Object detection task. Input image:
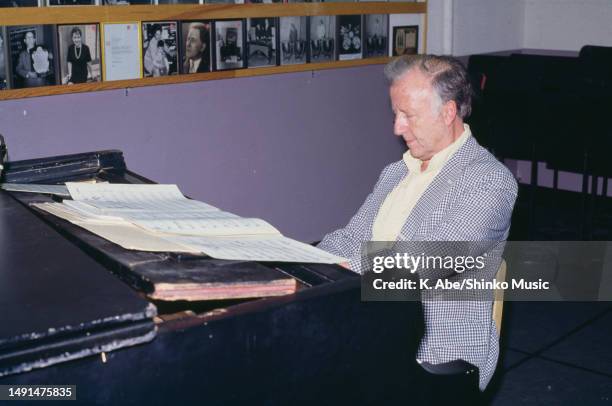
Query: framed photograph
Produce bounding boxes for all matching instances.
[46,0,96,5]
[142,22,178,77]
[0,0,40,7]
[8,25,57,89]
[57,24,101,84]
[336,15,362,61]
[246,17,278,68]
[180,21,211,74]
[392,25,418,56]
[213,20,245,71]
[310,16,335,62]
[279,16,308,66]
[206,0,243,3]
[247,0,281,3]
[101,0,151,4]
[101,22,141,81]
[364,14,388,58]
[157,0,199,3]
[389,13,424,56]
[0,28,8,90]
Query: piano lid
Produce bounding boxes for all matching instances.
[0,190,156,377]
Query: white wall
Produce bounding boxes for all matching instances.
[427,0,611,57]
[523,0,612,51]
[451,0,524,56]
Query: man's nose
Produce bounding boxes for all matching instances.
[394,115,407,136]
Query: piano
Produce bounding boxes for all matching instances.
[0,150,424,404]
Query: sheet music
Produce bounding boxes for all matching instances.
[132,217,281,237]
[170,235,347,264]
[66,183,219,212]
[1,183,70,197]
[52,182,346,263]
[33,203,199,253]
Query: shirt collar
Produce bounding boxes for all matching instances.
[403,123,471,174]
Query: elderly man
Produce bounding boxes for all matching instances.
[318,55,517,398]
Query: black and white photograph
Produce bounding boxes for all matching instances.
[392,25,418,56]
[310,16,335,62]
[0,28,8,90]
[101,0,151,4]
[180,21,211,74]
[206,0,243,3]
[279,16,307,65]
[364,14,387,58]
[246,18,277,68]
[0,0,39,6]
[57,24,101,84]
[142,22,178,77]
[213,20,245,71]
[47,0,96,5]
[8,25,57,89]
[336,15,362,61]
[157,0,199,3]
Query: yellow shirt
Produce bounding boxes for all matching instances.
[371,124,471,241]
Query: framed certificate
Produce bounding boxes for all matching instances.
[101,22,142,81]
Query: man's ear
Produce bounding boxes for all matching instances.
[442,100,458,126]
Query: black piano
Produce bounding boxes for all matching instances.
[0,150,424,405]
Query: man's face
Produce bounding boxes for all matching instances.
[24,32,35,49]
[390,68,450,161]
[186,28,204,60]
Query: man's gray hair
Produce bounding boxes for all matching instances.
[384,54,473,119]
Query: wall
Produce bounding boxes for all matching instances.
[0,66,404,242]
[523,0,612,51]
[451,0,524,56]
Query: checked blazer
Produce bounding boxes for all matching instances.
[318,134,518,390]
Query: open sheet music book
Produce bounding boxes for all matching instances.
[33,183,346,264]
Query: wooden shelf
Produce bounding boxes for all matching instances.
[0,57,390,100]
[0,3,426,25]
[0,2,426,100]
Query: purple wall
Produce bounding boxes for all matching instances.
[0,65,405,242]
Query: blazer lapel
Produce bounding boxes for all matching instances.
[398,136,481,241]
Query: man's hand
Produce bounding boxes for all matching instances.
[338,262,351,270]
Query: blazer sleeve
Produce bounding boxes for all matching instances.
[410,164,518,280]
[318,164,395,273]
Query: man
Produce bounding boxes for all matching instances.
[15,30,54,88]
[318,55,517,397]
[183,22,209,74]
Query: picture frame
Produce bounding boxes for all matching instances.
[0,0,41,7]
[101,22,142,81]
[46,0,97,5]
[7,25,58,89]
[392,25,418,56]
[336,15,362,61]
[364,14,388,58]
[142,21,179,77]
[279,16,308,66]
[246,17,278,68]
[156,0,200,4]
[0,27,8,90]
[309,15,335,62]
[57,24,101,85]
[179,21,212,74]
[101,0,152,5]
[212,19,246,71]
